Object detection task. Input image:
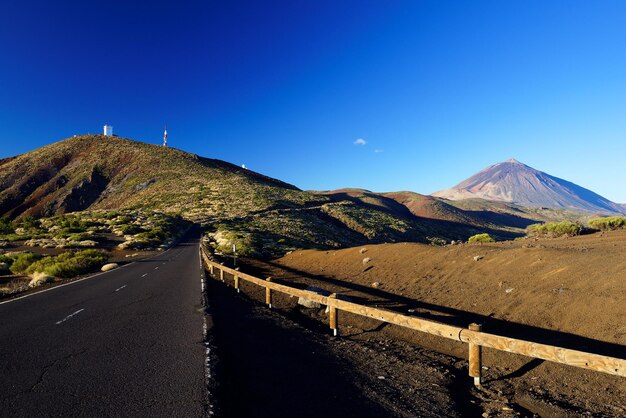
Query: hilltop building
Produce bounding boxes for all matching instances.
[103,125,113,136]
[163,126,168,147]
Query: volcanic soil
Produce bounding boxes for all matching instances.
[229,229,626,417]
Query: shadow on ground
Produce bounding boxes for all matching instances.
[206,278,395,418]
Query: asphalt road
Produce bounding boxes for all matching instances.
[0,230,207,417]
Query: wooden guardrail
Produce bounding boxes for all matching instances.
[200,248,626,383]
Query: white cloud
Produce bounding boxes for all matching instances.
[354,138,367,146]
[374,149,383,153]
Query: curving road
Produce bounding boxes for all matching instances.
[0,230,207,417]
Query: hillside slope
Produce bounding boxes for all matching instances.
[316,188,533,241]
[0,135,305,220]
[432,159,625,215]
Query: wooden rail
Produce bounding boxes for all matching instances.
[200,249,626,380]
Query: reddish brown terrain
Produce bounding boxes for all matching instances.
[228,229,626,416]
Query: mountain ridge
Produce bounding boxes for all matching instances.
[3,137,617,256]
[0,135,517,256]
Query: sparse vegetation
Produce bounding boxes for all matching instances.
[0,208,193,297]
[526,221,582,238]
[26,249,108,278]
[467,233,495,243]
[0,209,190,251]
[588,216,626,231]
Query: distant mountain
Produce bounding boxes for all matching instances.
[432,159,626,215]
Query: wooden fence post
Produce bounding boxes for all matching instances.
[220,265,224,282]
[209,264,214,276]
[329,293,338,336]
[266,277,272,308]
[469,323,483,387]
[234,274,240,293]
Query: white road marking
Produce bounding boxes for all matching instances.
[141,273,148,278]
[115,285,127,292]
[55,309,85,325]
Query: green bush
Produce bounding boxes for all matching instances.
[588,216,626,231]
[427,236,447,246]
[9,253,41,274]
[67,233,92,242]
[19,215,40,230]
[216,233,258,257]
[0,217,14,235]
[526,221,582,238]
[26,250,108,278]
[58,215,87,234]
[468,233,495,243]
[111,215,133,226]
[1,233,32,242]
[118,224,144,235]
[133,227,168,247]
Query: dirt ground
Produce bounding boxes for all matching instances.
[212,229,626,417]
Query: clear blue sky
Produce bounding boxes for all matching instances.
[2,1,626,202]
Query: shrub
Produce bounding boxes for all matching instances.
[26,250,108,278]
[0,254,12,265]
[58,216,87,234]
[118,224,144,235]
[427,236,447,246]
[9,253,41,274]
[1,233,30,242]
[468,233,496,243]
[19,215,40,230]
[588,216,626,231]
[131,227,168,248]
[67,233,92,242]
[216,232,258,256]
[526,221,582,238]
[111,215,133,226]
[28,272,54,288]
[0,217,14,235]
